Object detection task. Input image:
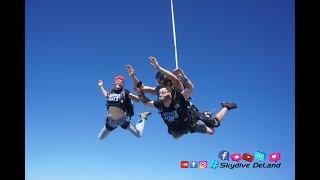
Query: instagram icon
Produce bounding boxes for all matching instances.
[199,161,207,169]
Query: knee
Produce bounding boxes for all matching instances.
[172,134,182,140]
[98,131,108,140]
[121,121,130,129]
[98,135,105,140]
[207,128,215,135]
[173,136,179,140]
[136,132,142,138]
[204,118,220,128]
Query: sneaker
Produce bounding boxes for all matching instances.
[221,102,237,110]
[139,111,152,119]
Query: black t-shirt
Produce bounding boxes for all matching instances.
[154,91,191,132]
[106,88,130,111]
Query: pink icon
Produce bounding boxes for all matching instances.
[269,152,281,162]
[231,153,242,162]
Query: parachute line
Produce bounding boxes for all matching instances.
[170,0,179,69]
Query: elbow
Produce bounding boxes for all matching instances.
[190,84,195,90]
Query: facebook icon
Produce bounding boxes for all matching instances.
[218,150,230,161]
[189,161,198,168]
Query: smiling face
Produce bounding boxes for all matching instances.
[114,75,125,90]
[158,86,172,101]
[114,79,124,89]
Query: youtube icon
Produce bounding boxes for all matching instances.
[180,161,189,168]
[242,153,254,162]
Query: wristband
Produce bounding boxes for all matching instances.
[136,81,143,88]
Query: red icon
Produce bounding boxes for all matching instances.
[242,153,254,162]
[180,161,189,168]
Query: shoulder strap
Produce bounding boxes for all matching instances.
[121,89,126,98]
[119,89,126,108]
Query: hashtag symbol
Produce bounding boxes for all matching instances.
[210,160,219,169]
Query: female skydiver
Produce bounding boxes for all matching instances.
[97,75,151,140]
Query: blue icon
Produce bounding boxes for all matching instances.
[209,160,220,169]
[254,151,266,161]
[218,150,230,161]
[189,161,198,168]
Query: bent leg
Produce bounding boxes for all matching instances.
[134,111,151,137]
[192,120,215,135]
[192,111,220,128]
[98,122,116,140]
[126,123,142,138]
[116,116,141,138]
[98,126,110,139]
[135,117,146,137]
[205,127,215,135]
[210,102,237,123]
[214,107,228,122]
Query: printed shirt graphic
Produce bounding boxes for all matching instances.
[108,93,122,102]
[106,89,128,110]
[154,91,190,131]
[162,110,179,122]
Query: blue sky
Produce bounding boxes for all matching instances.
[26,0,294,179]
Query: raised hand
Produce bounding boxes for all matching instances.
[126,64,135,76]
[98,80,103,87]
[148,56,160,70]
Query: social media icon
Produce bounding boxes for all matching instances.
[190,161,198,168]
[199,161,207,169]
[269,152,281,162]
[180,161,189,168]
[254,151,266,161]
[209,160,220,169]
[218,150,230,161]
[242,153,254,162]
[231,153,242,162]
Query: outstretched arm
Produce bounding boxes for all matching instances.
[128,93,140,102]
[98,80,108,97]
[134,88,155,108]
[126,64,158,95]
[173,68,194,100]
[181,87,193,101]
[139,86,158,95]
[149,56,184,91]
[126,65,140,87]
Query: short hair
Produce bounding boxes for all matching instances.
[114,75,125,82]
